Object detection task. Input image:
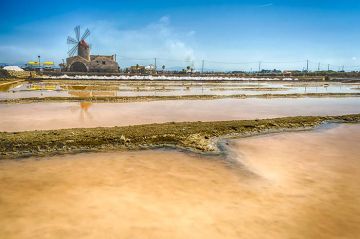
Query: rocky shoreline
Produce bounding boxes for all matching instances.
[1,114,359,159]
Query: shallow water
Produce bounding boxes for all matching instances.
[0,81,359,98]
[1,124,359,239]
[0,97,359,132]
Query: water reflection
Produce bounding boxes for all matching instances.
[69,102,93,123]
[1,80,359,99]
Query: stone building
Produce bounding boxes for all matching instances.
[65,54,119,73]
[64,26,120,73]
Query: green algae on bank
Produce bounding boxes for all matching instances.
[1,92,360,104]
[1,114,360,159]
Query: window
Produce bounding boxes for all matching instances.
[102,61,106,65]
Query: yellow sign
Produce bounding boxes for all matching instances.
[43,62,54,65]
[27,61,39,65]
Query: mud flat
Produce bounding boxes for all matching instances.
[1,114,359,159]
[0,124,359,239]
[0,98,359,132]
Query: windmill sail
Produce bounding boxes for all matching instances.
[67,25,91,59]
[81,29,90,41]
[74,26,80,41]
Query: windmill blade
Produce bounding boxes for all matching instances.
[68,44,78,57]
[67,36,78,44]
[81,28,90,41]
[74,25,80,41]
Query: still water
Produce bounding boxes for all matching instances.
[0,98,359,132]
[1,81,359,98]
[1,124,359,238]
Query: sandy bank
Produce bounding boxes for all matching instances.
[1,92,360,104]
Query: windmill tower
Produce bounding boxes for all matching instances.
[67,26,91,61]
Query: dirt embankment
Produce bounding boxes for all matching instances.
[1,114,359,159]
[1,92,360,104]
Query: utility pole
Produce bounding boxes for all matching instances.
[306,60,309,72]
[201,60,204,74]
[342,65,344,72]
[38,55,41,71]
[258,61,261,72]
[328,64,330,72]
[154,58,157,72]
[318,62,320,71]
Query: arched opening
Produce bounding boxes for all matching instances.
[70,62,87,72]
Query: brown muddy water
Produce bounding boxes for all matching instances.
[0,124,359,239]
[0,98,359,132]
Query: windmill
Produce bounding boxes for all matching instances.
[67,25,91,60]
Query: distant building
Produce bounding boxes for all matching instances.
[145,64,155,71]
[128,65,146,74]
[43,62,55,71]
[25,61,41,70]
[64,26,120,73]
[65,55,119,73]
[283,70,302,76]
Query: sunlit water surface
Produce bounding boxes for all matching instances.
[1,81,359,98]
[0,124,359,239]
[0,97,359,132]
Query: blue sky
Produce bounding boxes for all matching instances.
[1,0,360,71]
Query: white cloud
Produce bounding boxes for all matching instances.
[88,17,196,67]
[352,57,357,61]
[257,3,273,8]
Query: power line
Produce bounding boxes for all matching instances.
[115,55,360,72]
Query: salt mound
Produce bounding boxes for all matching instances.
[3,66,24,72]
[46,74,296,81]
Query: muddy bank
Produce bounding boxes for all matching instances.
[1,114,359,159]
[0,80,24,91]
[1,92,360,104]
